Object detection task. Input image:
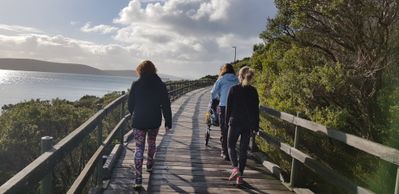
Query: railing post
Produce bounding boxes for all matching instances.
[185,82,188,94]
[395,167,399,194]
[181,82,184,96]
[250,132,259,153]
[96,120,103,188]
[120,91,125,120]
[120,101,125,144]
[178,83,181,96]
[290,112,300,188]
[40,136,53,194]
[120,120,125,144]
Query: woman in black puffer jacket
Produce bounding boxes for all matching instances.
[128,60,172,189]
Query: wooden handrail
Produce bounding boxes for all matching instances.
[102,94,128,112]
[259,105,399,194]
[67,115,130,193]
[259,131,373,194]
[260,106,399,165]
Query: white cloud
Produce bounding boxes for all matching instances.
[110,0,276,76]
[70,21,78,26]
[114,0,275,36]
[193,0,230,21]
[80,23,118,34]
[0,33,135,69]
[0,24,43,34]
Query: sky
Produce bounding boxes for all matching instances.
[0,0,277,78]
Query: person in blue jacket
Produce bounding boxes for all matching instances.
[210,63,239,160]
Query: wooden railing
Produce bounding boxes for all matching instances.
[0,78,213,194]
[256,106,399,194]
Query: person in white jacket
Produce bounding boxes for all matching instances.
[210,63,239,160]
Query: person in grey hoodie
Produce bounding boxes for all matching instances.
[210,63,239,160]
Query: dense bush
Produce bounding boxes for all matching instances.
[0,91,122,192]
[232,0,399,193]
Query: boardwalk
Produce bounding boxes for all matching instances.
[104,88,292,194]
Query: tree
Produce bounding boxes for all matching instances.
[246,0,399,192]
[260,0,399,139]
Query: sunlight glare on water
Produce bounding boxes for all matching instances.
[0,69,135,108]
[0,70,12,85]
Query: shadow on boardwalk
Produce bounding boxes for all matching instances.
[104,88,292,194]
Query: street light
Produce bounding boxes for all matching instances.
[232,46,236,62]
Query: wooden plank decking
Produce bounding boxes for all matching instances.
[103,88,292,194]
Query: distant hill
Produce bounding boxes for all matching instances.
[0,58,108,75]
[0,58,183,80]
[104,70,137,77]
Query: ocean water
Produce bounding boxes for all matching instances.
[0,69,136,108]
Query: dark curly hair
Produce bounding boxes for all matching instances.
[220,63,235,76]
[136,60,157,77]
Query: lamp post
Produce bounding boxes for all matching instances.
[232,46,237,62]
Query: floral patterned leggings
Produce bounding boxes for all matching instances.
[133,128,159,180]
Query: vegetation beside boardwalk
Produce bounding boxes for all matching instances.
[233,1,399,193]
[0,92,123,193]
